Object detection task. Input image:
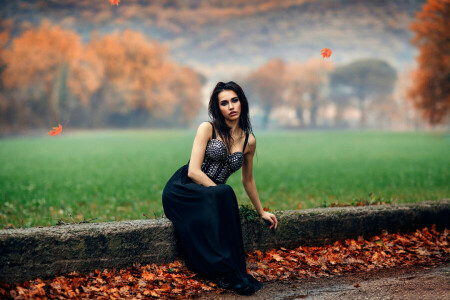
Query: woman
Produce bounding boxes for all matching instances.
[162,81,278,296]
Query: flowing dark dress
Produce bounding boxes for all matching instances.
[162,121,262,291]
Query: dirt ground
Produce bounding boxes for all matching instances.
[199,260,450,299]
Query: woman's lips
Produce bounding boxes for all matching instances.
[230,112,237,116]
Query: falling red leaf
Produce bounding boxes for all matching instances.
[47,119,70,136]
[263,207,271,211]
[109,0,120,5]
[47,124,62,136]
[320,47,332,59]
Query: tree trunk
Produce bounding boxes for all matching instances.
[334,104,346,128]
[89,86,105,128]
[358,96,366,128]
[310,93,319,128]
[262,106,271,129]
[296,107,304,127]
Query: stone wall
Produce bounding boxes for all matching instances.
[0,199,448,284]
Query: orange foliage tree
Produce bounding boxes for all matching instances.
[284,58,334,128]
[165,65,204,125]
[283,62,307,127]
[245,58,287,129]
[385,67,428,130]
[408,0,450,125]
[79,30,203,127]
[0,19,13,130]
[67,47,104,110]
[1,20,203,129]
[1,20,82,128]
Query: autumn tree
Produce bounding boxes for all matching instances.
[164,65,204,127]
[0,19,13,132]
[328,79,353,128]
[283,62,307,127]
[85,30,168,127]
[245,58,287,129]
[284,58,334,128]
[392,68,429,130]
[408,0,450,125]
[68,48,104,110]
[85,30,203,127]
[370,67,430,130]
[329,59,397,128]
[1,19,82,128]
[1,21,204,130]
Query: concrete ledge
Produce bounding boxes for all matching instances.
[0,199,449,284]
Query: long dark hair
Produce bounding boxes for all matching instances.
[208,81,257,160]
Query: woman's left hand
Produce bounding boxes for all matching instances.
[260,211,278,229]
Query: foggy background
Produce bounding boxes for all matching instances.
[0,0,448,135]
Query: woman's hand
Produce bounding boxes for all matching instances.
[260,211,278,229]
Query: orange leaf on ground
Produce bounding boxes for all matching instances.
[0,225,447,299]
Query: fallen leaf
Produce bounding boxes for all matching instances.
[375,239,385,247]
[1,225,447,299]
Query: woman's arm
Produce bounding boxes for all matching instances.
[241,134,264,215]
[241,134,278,229]
[187,122,217,187]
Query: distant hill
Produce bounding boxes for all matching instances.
[1,0,426,78]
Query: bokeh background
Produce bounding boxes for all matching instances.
[0,0,448,228]
[1,0,448,131]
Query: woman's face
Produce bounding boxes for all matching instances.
[218,90,241,121]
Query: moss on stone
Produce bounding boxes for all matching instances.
[107,236,123,255]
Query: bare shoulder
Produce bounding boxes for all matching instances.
[198,121,212,130]
[197,121,212,132]
[248,133,256,146]
[245,133,256,154]
[197,121,213,136]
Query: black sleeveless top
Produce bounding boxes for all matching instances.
[200,121,249,184]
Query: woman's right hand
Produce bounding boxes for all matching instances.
[260,211,278,229]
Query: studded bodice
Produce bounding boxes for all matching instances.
[196,122,249,184]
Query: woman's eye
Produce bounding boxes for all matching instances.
[221,99,238,105]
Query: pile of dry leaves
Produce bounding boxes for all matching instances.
[1,224,448,299]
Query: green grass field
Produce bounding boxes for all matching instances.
[0,129,448,229]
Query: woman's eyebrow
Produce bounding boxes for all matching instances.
[220,97,238,102]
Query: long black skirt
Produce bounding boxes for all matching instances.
[162,161,262,290]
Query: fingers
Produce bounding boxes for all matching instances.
[268,214,277,229]
[266,216,274,229]
[264,213,278,230]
